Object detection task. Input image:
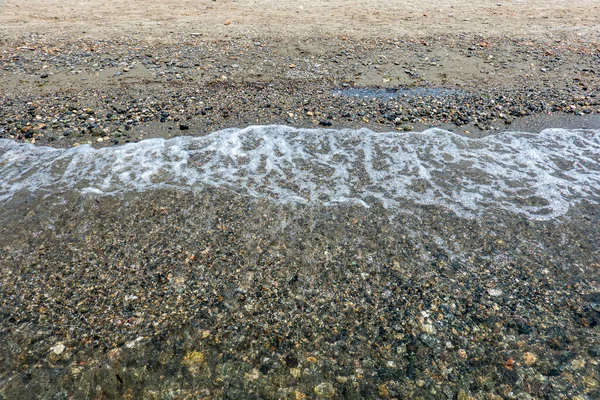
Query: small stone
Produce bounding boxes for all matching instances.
[314,382,335,398]
[421,333,439,348]
[378,384,389,398]
[421,323,436,334]
[488,288,503,297]
[588,346,600,357]
[183,351,205,374]
[456,389,470,400]
[245,368,260,381]
[40,73,49,79]
[319,120,332,127]
[50,342,65,355]
[457,349,467,359]
[522,352,537,366]
[183,351,204,364]
[179,124,190,131]
[290,368,301,379]
[570,357,585,370]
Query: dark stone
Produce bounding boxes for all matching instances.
[319,120,333,127]
[517,321,532,335]
[377,366,401,380]
[40,73,49,79]
[284,353,298,367]
[179,124,190,131]
[259,364,270,374]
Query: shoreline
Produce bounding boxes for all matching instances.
[1,2,600,399]
[1,35,599,148]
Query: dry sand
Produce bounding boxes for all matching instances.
[1,0,599,42]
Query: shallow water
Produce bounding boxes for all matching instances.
[1,126,599,399]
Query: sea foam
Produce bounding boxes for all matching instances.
[1,126,599,219]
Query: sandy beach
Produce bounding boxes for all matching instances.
[1,2,599,399]
[1,0,600,41]
[1,1,599,146]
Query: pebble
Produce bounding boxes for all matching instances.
[522,352,537,366]
[314,382,335,398]
[50,342,65,355]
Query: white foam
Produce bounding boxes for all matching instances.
[1,125,599,219]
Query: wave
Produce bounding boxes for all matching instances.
[1,125,599,219]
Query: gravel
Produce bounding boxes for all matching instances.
[0,33,599,399]
[0,35,599,147]
[0,188,598,399]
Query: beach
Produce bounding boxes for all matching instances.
[1,1,599,399]
[1,1,600,146]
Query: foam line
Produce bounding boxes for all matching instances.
[1,126,599,219]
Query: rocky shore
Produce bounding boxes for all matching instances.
[1,34,599,148]
[1,3,600,398]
